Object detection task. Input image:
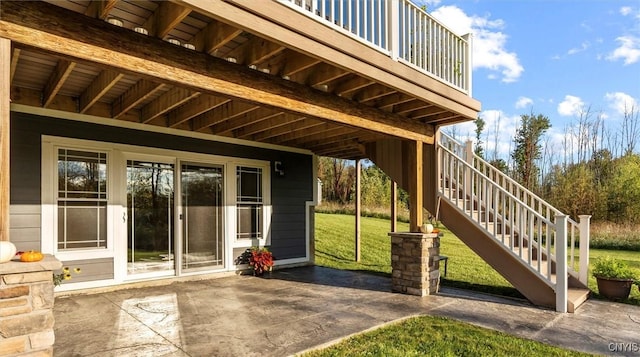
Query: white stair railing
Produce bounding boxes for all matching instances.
[437,134,591,312]
[439,133,591,285]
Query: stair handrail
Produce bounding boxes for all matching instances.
[439,144,555,272]
[439,132,590,285]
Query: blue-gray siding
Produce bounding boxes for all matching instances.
[10,111,313,260]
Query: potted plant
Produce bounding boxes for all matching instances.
[247,247,274,276]
[592,257,637,301]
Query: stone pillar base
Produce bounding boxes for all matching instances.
[389,232,440,296]
[0,255,62,356]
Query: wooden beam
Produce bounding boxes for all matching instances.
[42,59,76,108]
[238,37,286,66]
[394,100,431,115]
[112,80,166,119]
[0,38,9,241]
[282,51,321,77]
[0,1,435,143]
[307,63,349,87]
[335,75,374,97]
[311,140,365,156]
[355,159,361,262]
[85,0,120,20]
[9,47,19,84]
[211,108,281,136]
[193,20,243,55]
[79,69,124,113]
[167,94,229,128]
[276,125,356,146]
[144,1,191,39]
[409,106,446,120]
[235,113,303,138]
[355,85,396,104]
[378,93,415,111]
[192,101,259,132]
[141,87,200,123]
[405,140,424,233]
[252,118,322,141]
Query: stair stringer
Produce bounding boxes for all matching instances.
[438,198,556,308]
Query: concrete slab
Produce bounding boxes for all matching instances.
[53,266,640,356]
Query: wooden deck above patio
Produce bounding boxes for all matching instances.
[2,0,480,160]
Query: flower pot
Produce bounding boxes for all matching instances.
[596,276,633,301]
[0,241,17,263]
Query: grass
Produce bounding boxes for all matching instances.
[302,315,593,357]
[315,213,640,304]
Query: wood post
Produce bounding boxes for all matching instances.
[0,38,10,242]
[355,159,361,262]
[390,181,397,232]
[406,140,424,233]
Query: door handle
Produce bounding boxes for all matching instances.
[123,212,127,223]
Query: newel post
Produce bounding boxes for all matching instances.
[578,215,591,285]
[462,33,473,96]
[0,38,11,242]
[555,214,568,313]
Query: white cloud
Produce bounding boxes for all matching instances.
[620,6,633,16]
[430,6,523,83]
[605,92,639,115]
[567,41,590,55]
[607,36,640,65]
[558,95,586,117]
[515,96,533,109]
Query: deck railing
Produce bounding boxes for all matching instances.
[276,0,472,95]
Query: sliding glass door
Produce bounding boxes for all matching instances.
[126,159,175,276]
[181,164,224,271]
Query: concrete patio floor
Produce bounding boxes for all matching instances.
[53,266,640,356]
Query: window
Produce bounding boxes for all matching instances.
[236,166,263,240]
[57,149,108,250]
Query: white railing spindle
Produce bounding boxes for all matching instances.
[275,0,470,94]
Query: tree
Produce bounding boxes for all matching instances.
[511,113,551,190]
[473,116,486,158]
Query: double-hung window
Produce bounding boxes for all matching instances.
[57,148,108,250]
[236,166,263,240]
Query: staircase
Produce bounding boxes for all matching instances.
[367,134,591,312]
[437,133,591,312]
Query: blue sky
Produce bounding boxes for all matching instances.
[419,1,640,161]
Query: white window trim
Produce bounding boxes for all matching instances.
[42,138,116,262]
[42,135,272,266]
[229,160,272,249]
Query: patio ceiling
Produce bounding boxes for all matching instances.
[3,0,480,159]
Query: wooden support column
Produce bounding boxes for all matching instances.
[406,140,424,233]
[0,38,10,241]
[390,181,397,232]
[355,159,361,262]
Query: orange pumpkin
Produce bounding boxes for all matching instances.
[20,250,44,262]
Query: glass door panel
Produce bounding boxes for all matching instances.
[181,164,224,271]
[127,160,174,275]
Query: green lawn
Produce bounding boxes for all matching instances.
[302,315,593,357]
[315,213,640,304]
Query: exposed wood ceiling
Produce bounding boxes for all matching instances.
[4,0,479,159]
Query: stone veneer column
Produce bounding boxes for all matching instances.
[389,232,440,296]
[0,256,62,356]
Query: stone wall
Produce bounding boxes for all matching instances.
[389,232,440,296]
[0,256,62,356]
